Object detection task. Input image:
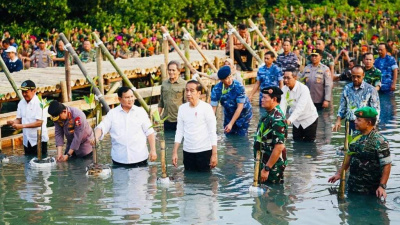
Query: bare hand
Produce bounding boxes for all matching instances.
[332,120,341,132]
[390,83,396,91]
[209,154,218,169]
[57,154,69,162]
[260,168,269,183]
[12,124,23,130]
[172,152,178,168]
[328,174,340,183]
[376,186,387,200]
[6,120,14,126]
[322,100,329,108]
[149,150,157,162]
[224,123,233,133]
[285,120,291,125]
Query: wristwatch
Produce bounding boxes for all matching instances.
[264,165,271,171]
[65,152,72,158]
[379,183,387,189]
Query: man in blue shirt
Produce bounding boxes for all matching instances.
[276,40,300,72]
[333,66,380,132]
[5,46,23,73]
[374,43,398,92]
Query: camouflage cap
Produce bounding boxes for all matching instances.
[354,107,378,118]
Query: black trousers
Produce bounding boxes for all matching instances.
[183,150,212,172]
[112,159,148,168]
[164,121,177,131]
[292,118,318,142]
[24,141,48,155]
[226,50,253,70]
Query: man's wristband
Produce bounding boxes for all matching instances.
[65,152,72,158]
[379,183,387,190]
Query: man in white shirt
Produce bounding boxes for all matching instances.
[172,80,218,172]
[6,80,49,155]
[93,87,157,167]
[280,68,319,142]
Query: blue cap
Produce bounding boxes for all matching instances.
[217,66,231,80]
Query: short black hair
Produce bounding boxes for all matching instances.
[3,38,10,45]
[265,51,276,58]
[317,39,325,44]
[186,80,202,91]
[238,24,247,30]
[117,86,133,97]
[363,52,373,59]
[284,67,298,77]
[378,43,387,49]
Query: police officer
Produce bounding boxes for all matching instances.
[29,38,53,68]
[48,101,93,161]
[300,49,332,110]
[329,107,391,200]
[254,86,288,184]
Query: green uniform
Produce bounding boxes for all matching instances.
[347,130,391,194]
[306,50,334,67]
[352,31,364,44]
[364,66,382,88]
[79,49,96,63]
[254,105,288,184]
[158,77,186,123]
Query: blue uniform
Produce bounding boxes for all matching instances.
[256,63,283,104]
[6,58,23,73]
[211,80,253,136]
[374,54,398,92]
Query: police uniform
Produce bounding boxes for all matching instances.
[347,107,391,194]
[52,105,93,157]
[30,49,53,68]
[254,102,288,184]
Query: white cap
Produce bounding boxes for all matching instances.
[5,46,17,53]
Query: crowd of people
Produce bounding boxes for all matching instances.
[1,7,397,201]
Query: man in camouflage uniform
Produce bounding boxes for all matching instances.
[352,24,364,45]
[79,40,96,63]
[29,38,53,68]
[329,107,391,199]
[254,86,288,184]
[363,53,382,91]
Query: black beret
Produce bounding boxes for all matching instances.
[217,66,231,80]
[261,86,283,97]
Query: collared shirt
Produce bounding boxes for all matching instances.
[30,49,53,68]
[337,81,380,121]
[79,49,96,63]
[256,63,283,102]
[210,80,252,127]
[54,106,93,157]
[158,77,186,122]
[300,63,332,103]
[175,101,217,153]
[276,52,299,72]
[280,81,318,129]
[364,66,382,87]
[16,95,49,147]
[97,105,154,164]
[374,54,398,91]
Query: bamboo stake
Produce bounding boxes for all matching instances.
[248,19,277,56]
[0,57,23,100]
[59,33,110,113]
[181,27,218,73]
[163,40,169,76]
[160,26,208,92]
[160,64,168,81]
[184,39,191,80]
[226,22,263,65]
[37,129,42,161]
[160,135,167,178]
[253,148,262,187]
[90,32,150,113]
[339,121,350,198]
[64,51,72,101]
[96,47,104,95]
[60,81,68,103]
[229,33,234,61]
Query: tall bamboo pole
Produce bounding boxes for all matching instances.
[160,26,208,92]
[181,27,218,73]
[96,47,104,95]
[163,40,169,76]
[248,19,277,56]
[339,121,350,198]
[229,34,234,61]
[0,57,23,100]
[226,22,263,65]
[90,32,150,113]
[184,39,191,80]
[64,51,72,102]
[59,33,110,113]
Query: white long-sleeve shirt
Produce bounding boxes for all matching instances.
[175,100,217,153]
[97,105,155,164]
[280,81,318,129]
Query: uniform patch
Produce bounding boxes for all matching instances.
[75,117,81,127]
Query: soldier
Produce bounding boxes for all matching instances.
[48,100,93,162]
[211,66,253,136]
[276,40,300,72]
[254,86,288,184]
[363,52,382,91]
[374,43,398,92]
[29,38,53,68]
[329,107,391,199]
[352,24,364,45]
[158,60,186,130]
[299,49,332,110]
[79,40,96,63]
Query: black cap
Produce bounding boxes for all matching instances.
[261,86,283,98]
[48,100,65,120]
[20,80,36,91]
[311,49,323,56]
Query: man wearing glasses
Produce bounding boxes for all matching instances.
[48,100,93,161]
[6,80,49,155]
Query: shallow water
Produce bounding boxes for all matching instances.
[1,82,400,224]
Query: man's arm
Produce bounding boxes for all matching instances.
[391,68,398,91]
[260,143,285,182]
[377,163,391,199]
[328,155,351,183]
[248,80,261,102]
[147,133,157,161]
[225,103,244,133]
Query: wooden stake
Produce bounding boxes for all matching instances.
[229,34,234,61]
[339,121,350,198]
[64,50,72,102]
[96,47,104,95]
[37,129,42,161]
[160,64,168,82]
[253,149,262,187]
[160,139,167,178]
[60,81,68,103]
[184,40,191,80]
[163,40,169,75]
